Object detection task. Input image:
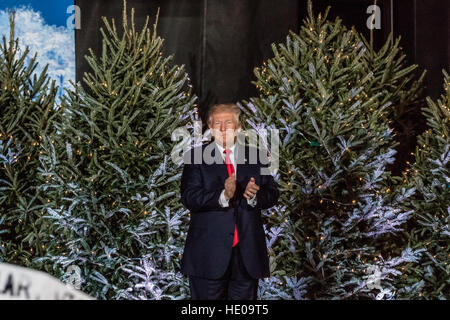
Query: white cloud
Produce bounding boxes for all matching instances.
[0,5,75,100]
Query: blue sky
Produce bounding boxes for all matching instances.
[0,0,75,101]
[0,0,74,27]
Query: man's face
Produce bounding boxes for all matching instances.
[210,112,239,147]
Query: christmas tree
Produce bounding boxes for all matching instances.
[35,1,198,299]
[0,11,59,267]
[397,70,449,299]
[359,18,426,174]
[241,1,425,299]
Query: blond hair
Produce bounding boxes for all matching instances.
[207,103,241,128]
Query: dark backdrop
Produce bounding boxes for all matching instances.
[74,0,449,123]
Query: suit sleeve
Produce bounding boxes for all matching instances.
[180,161,224,213]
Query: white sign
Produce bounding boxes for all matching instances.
[0,263,93,300]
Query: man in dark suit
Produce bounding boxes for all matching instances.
[180,103,279,300]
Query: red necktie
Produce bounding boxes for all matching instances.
[224,149,239,247]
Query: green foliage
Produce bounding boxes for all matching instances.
[241,1,424,299]
[0,11,58,266]
[398,70,450,299]
[0,0,445,301]
[35,2,197,299]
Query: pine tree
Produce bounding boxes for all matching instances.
[241,1,424,299]
[360,21,426,175]
[397,70,449,299]
[35,1,198,299]
[0,11,58,267]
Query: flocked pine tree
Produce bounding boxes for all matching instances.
[359,17,426,172]
[241,1,425,299]
[0,11,59,267]
[0,138,22,246]
[396,70,449,299]
[35,1,198,299]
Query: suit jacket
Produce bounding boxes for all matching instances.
[179,140,279,279]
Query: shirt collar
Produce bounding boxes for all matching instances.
[215,140,236,155]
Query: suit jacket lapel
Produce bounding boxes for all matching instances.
[211,141,229,182]
[235,142,247,185]
[235,143,251,209]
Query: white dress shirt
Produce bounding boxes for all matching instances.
[215,141,257,207]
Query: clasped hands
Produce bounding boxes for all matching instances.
[224,173,260,201]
